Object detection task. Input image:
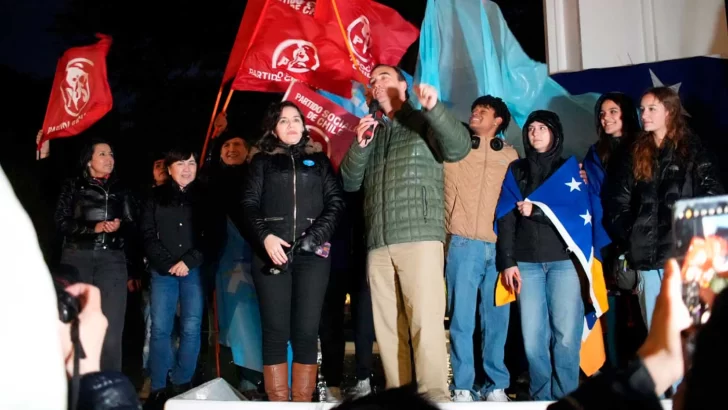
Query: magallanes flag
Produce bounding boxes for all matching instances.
[39,34,113,150]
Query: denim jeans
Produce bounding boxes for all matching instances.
[149,268,204,391]
[446,236,510,395]
[517,260,583,400]
[638,269,680,395]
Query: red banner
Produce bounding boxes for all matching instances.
[282,81,359,171]
[40,34,113,148]
[222,0,317,85]
[231,0,358,97]
[314,0,419,79]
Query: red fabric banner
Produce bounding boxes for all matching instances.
[40,34,113,148]
[314,0,419,79]
[230,0,358,97]
[222,0,317,85]
[282,81,360,171]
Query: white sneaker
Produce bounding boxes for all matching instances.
[485,389,510,402]
[349,378,372,398]
[452,390,474,402]
[325,387,343,403]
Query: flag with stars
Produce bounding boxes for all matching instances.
[494,156,607,375]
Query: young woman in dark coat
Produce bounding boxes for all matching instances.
[242,101,345,402]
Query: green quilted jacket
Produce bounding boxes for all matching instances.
[340,100,471,251]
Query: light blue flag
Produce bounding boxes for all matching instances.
[416,0,600,159]
[215,218,293,376]
[318,71,416,118]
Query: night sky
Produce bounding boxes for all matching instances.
[0,0,544,261]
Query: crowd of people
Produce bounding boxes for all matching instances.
[43,63,725,409]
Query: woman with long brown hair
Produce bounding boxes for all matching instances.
[605,87,723,385]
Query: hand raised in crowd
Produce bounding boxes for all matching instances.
[413,83,439,111]
[517,201,533,217]
[264,234,291,265]
[637,258,692,396]
[502,266,522,294]
[356,115,378,148]
[169,261,189,276]
[579,163,588,184]
[103,218,121,233]
[58,283,108,377]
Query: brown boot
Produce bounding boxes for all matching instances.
[263,363,289,401]
[291,363,318,402]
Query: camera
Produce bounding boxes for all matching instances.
[52,264,81,324]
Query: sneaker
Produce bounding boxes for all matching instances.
[325,387,343,403]
[452,389,474,402]
[485,389,510,402]
[349,378,372,398]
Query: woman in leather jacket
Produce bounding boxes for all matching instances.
[54,139,135,372]
[242,101,345,402]
[605,87,724,344]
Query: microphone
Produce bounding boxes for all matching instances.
[363,100,380,141]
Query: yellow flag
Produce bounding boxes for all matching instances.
[495,272,516,306]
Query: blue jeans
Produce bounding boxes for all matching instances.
[517,260,583,400]
[638,269,680,395]
[446,236,510,395]
[150,268,204,391]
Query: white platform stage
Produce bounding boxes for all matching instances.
[164,378,674,410]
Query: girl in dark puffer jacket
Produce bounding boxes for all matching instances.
[242,101,344,402]
[604,87,723,364]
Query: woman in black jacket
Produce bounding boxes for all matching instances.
[54,139,135,372]
[140,148,220,407]
[605,87,723,340]
[496,111,583,400]
[242,101,345,402]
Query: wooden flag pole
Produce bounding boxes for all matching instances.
[200,85,224,166]
[330,0,368,84]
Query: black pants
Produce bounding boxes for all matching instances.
[319,264,375,386]
[252,252,330,365]
[60,248,128,371]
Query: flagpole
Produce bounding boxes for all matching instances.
[329,0,368,84]
[221,88,235,112]
[200,85,224,166]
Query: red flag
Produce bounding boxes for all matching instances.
[40,34,113,149]
[222,1,318,85]
[314,0,419,79]
[231,0,358,97]
[282,81,359,171]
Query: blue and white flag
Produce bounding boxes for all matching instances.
[215,219,293,374]
[415,0,599,159]
[494,157,608,375]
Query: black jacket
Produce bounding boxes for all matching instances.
[604,135,724,270]
[54,173,135,251]
[496,110,571,271]
[140,180,221,273]
[78,371,142,410]
[242,136,345,253]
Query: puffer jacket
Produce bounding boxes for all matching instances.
[55,173,135,251]
[604,134,724,270]
[495,110,571,271]
[340,100,471,251]
[445,131,519,242]
[140,180,222,273]
[242,136,345,251]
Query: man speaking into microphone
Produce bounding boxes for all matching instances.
[340,64,471,402]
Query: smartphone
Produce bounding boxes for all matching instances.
[672,195,728,326]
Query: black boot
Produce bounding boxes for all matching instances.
[144,389,168,410]
[172,382,193,396]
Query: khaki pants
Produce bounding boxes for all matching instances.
[368,241,449,402]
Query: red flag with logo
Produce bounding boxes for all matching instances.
[282,81,359,171]
[231,0,358,97]
[222,0,317,85]
[40,34,113,149]
[314,0,419,79]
